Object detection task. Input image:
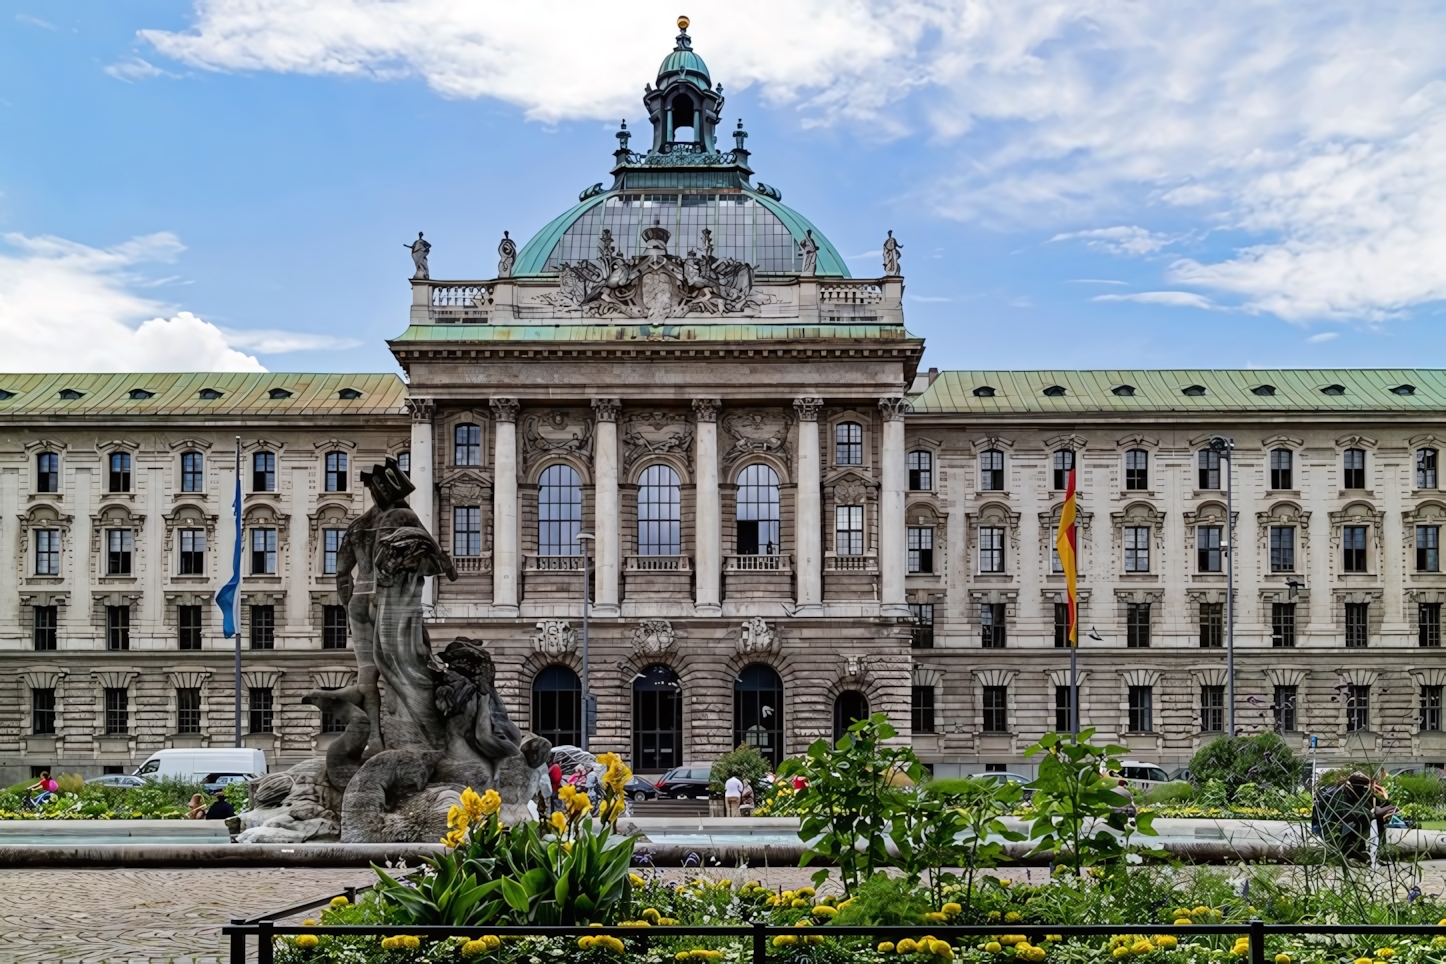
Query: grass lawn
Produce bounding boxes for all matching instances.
[1418,820,1446,830]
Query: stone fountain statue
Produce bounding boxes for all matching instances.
[237,457,553,844]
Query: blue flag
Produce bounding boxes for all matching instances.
[215,462,242,637]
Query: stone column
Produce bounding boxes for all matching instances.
[793,397,824,615]
[405,397,436,606]
[490,397,520,616]
[693,398,722,616]
[879,397,911,617]
[592,398,621,616]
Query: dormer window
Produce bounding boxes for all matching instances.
[1393,384,1417,396]
[1112,385,1136,396]
[58,389,83,400]
[1182,385,1207,396]
[1321,384,1346,396]
[199,388,223,400]
[1043,385,1067,397]
[337,388,363,400]
[128,389,154,400]
[1252,384,1277,396]
[973,386,995,398]
[0,389,14,399]
[268,388,292,400]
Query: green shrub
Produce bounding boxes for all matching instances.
[708,744,771,799]
[830,872,933,926]
[1189,732,1303,799]
[1390,772,1446,808]
[1143,780,1194,804]
[55,773,84,794]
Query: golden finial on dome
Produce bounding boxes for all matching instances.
[677,15,690,31]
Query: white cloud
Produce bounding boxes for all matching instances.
[1307,331,1340,343]
[105,57,177,82]
[1094,291,1219,310]
[219,328,361,353]
[908,294,952,303]
[1050,226,1177,256]
[1066,279,1129,285]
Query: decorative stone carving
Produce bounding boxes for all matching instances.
[591,398,621,423]
[531,620,578,656]
[882,230,902,276]
[404,397,435,423]
[722,409,794,470]
[737,616,777,655]
[692,398,721,423]
[878,396,910,421]
[798,230,819,276]
[792,397,823,422]
[489,397,519,423]
[521,410,593,468]
[834,478,869,507]
[497,231,516,278]
[843,654,867,677]
[622,411,694,474]
[631,619,675,656]
[405,232,430,280]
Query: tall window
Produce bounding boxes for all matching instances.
[250,605,275,650]
[1272,603,1297,647]
[735,464,780,555]
[980,604,1006,648]
[1421,603,1442,648]
[1342,526,1368,572]
[978,527,1004,572]
[909,603,934,649]
[1128,686,1153,733]
[35,529,59,575]
[106,606,129,650]
[1269,527,1295,572]
[455,424,481,465]
[396,451,410,476]
[106,529,133,575]
[1419,448,1439,489]
[179,528,205,575]
[1055,686,1074,732]
[324,452,348,492]
[1198,449,1221,489]
[31,689,56,735]
[638,464,681,555]
[1345,602,1369,648]
[178,605,202,650]
[453,506,481,557]
[1422,686,1443,732]
[1125,449,1149,490]
[1052,449,1075,490]
[1201,685,1225,732]
[1274,685,1298,733]
[322,605,348,649]
[251,528,277,574]
[736,664,784,766]
[907,526,933,573]
[634,664,683,771]
[979,450,1004,490]
[33,606,57,651]
[252,451,276,492]
[37,452,59,493]
[108,452,131,493]
[1197,526,1222,572]
[1126,603,1151,648]
[105,688,129,734]
[249,688,274,733]
[181,451,204,492]
[1199,602,1223,648]
[1342,448,1366,489]
[982,686,1008,732]
[537,464,582,556]
[1346,685,1370,732]
[912,685,936,734]
[833,691,870,742]
[1054,602,1070,648]
[908,450,933,490]
[835,421,862,465]
[322,529,343,574]
[177,688,202,734]
[1418,526,1440,572]
[835,505,864,555]
[533,665,582,749]
[1124,526,1150,572]
[1269,449,1293,490]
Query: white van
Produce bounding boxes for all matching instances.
[133,748,267,782]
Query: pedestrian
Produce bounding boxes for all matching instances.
[724,773,744,818]
[26,771,58,807]
[740,779,755,817]
[205,791,236,821]
[187,793,207,819]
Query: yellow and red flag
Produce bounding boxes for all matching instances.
[1055,468,1079,646]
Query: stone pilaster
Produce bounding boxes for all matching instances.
[592,398,621,616]
[490,397,520,616]
[693,398,722,616]
[793,397,824,615]
[879,397,911,617]
[405,397,436,606]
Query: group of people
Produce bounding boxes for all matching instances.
[186,791,237,821]
[1313,770,1400,862]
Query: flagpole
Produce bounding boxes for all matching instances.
[1055,466,1081,737]
[234,436,242,748]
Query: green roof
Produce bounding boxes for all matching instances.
[0,372,407,417]
[911,370,1446,414]
[657,48,711,90]
[392,323,916,345]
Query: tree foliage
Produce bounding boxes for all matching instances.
[1188,732,1304,799]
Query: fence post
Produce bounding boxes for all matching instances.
[229,920,246,964]
[1249,919,1266,964]
[258,921,275,964]
[753,920,768,964]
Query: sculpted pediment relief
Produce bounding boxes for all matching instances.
[521,410,593,469]
[722,409,794,471]
[622,411,694,474]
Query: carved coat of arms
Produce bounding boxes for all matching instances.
[531,620,577,656]
[630,619,675,656]
[737,617,777,655]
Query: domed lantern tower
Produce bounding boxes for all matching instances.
[644,17,724,154]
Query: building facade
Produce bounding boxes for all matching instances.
[2,25,1444,783]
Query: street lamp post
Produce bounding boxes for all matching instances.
[577,532,595,751]
[1210,436,1236,736]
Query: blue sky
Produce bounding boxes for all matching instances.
[2,1,1444,374]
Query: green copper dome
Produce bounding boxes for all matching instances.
[657,47,711,91]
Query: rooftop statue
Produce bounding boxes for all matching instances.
[497,231,516,278]
[799,229,819,277]
[883,230,902,276]
[405,232,430,280]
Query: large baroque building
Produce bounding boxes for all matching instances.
[3,24,1446,784]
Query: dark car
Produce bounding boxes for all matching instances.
[624,776,659,803]
[654,766,712,799]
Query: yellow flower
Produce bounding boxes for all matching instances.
[461,939,488,958]
[630,874,647,888]
[813,905,839,919]
[483,935,500,949]
[567,791,592,816]
[900,939,920,953]
[1000,936,1027,947]
[1005,912,1023,923]
[1113,948,1130,958]
[402,936,421,950]
[559,784,577,802]
[926,911,948,923]
[1132,940,1155,954]
[643,908,661,923]
[1154,935,1178,949]
[797,887,816,897]
[550,811,568,835]
[579,936,595,950]
[329,896,349,907]
[302,919,318,927]
[1276,956,1292,964]
[1173,919,1192,927]
[1378,951,1396,959]
[295,934,319,950]
[676,954,690,962]
[879,942,897,953]
[943,902,962,916]
[1192,906,1211,916]
[985,942,1002,954]
[773,935,798,947]
[1354,958,1374,964]
[478,788,501,815]
[791,897,810,908]
[931,939,955,959]
[1173,908,1192,919]
[988,911,1002,921]
[441,827,466,848]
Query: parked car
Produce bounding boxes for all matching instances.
[624,776,659,803]
[85,774,147,789]
[134,748,267,782]
[1113,761,1171,790]
[202,773,254,794]
[1168,766,1192,784]
[654,766,712,799]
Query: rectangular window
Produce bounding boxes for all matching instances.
[252,451,276,492]
[1201,685,1225,732]
[909,603,934,649]
[108,452,131,493]
[249,687,274,733]
[1418,526,1440,572]
[1346,685,1370,732]
[1342,525,1368,572]
[1270,526,1295,572]
[1197,525,1222,572]
[1052,449,1075,490]
[178,605,203,650]
[1200,602,1223,648]
[34,529,60,576]
[1126,603,1151,648]
[1272,602,1297,648]
[1343,448,1366,489]
[105,688,128,735]
[1345,602,1369,648]
[1270,449,1294,490]
[1128,686,1153,733]
[37,452,59,493]
[33,606,57,651]
[106,606,129,650]
[324,451,348,492]
[911,685,936,734]
[106,529,133,575]
[980,603,1007,649]
[322,528,344,575]
[250,528,277,574]
[396,451,411,477]
[181,451,204,492]
[1419,448,1439,489]
[1198,449,1221,489]
[835,422,863,465]
[1421,603,1442,648]
[979,450,1004,490]
[908,450,932,490]
[179,528,206,575]
[982,686,1008,732]
[1050,527,1063,572]
[453,506,481,557]
[1422,685,1443,732]
[32,688,56,735]
[978,527,1004,573]
[321,709,347,733]
[250,605,275,650]
[1055,685,1074,732]
[907,526,934,573]
[835,505,864,555]
[454,424,481,466]
[1054,602,1070,648]
[1274,685,1298,733]
[1125,449,1149,490]
[1124,526,1150,572]
[177,688,201,735]
[322,605,348,649]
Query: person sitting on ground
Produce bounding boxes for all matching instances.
[187,793,207,819]
[26,771,58,807]
[724,774,744,818]
[1314,771,1397,861]
[205,791,236,821]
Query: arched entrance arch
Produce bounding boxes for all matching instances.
[833,690,869,743]
[734,663,783,767]
[633,664,682,772]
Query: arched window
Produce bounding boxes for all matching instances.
[638,464,681,555]
[633,664,682,771]
[538,464,582,556]
[735,464,780,555]
[833,690,869,743]
[532,665,581,749]
[180,451,204,493]
[455,423,481,466]
[735,664,783,767]
[835,421,863,465]
[1125,449,1149,490]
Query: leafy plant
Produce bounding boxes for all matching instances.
[1189,732,1303,799]
[830,872,933,926]
[1143,780,1195,804]
[899,776,1024,910]
[708,744,771,799]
